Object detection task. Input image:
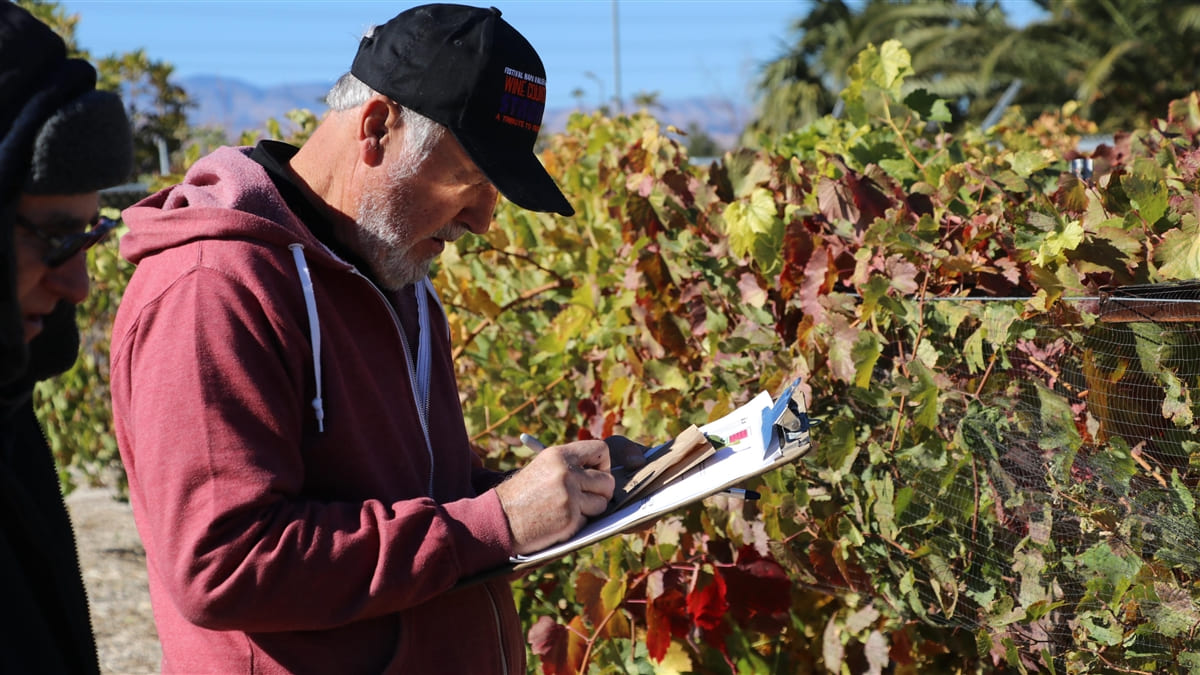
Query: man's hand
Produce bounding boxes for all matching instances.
[604,435,649,472]
[495,440,615,555]
[495,435,652,555]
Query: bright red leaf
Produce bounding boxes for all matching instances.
[686,573,728,631]
[687,573,733,654]
[645,586,689,662]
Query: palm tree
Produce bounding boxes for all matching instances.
[742,35,836,141]
[1002,0,1200,132]
[747,0,1021,140]
[749,0,1200,141]
[21,0,196,178]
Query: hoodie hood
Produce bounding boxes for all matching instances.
[122,146,355,435]
[121,146,341,268]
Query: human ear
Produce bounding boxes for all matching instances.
[358,97,391,167]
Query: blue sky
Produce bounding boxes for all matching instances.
[62,1,1044,110]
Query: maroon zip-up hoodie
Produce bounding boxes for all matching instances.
[110,146,523,674]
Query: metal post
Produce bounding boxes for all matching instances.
[156,136,170,175]
[612,0,622,112]
[982,79,1023,131]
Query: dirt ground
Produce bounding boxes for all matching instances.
[66,487,161,674]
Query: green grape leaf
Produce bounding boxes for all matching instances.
[903,88,952,123]
[1121,157,1168,224]
[1156,213,1200,279]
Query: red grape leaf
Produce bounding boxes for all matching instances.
[686,573,728,631]
[645,587,688,662]
[528,615,573,675]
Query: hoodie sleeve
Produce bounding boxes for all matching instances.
[110,250,516,633]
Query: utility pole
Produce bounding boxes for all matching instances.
[612,0,622,112]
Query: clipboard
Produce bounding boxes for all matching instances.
[455,378,813,587]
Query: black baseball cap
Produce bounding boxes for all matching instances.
[351,4,574,217]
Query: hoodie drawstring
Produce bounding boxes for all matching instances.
[289,244,325,433]
[415,277,439,497]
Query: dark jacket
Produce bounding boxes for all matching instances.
[0,331,99,674]
[0,4,120,672]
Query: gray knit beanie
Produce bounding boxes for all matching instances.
[25,88,133,195]
[0,2,134,386]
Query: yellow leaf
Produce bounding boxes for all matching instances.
[462,287,503,320]
[652,639,694,675]
[722,188,781,271]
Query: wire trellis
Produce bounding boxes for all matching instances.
[824,282,1200,667]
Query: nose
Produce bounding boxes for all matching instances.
[465,184,499,236]
[44,253,91,306]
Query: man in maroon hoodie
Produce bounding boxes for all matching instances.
[110,4,642,673]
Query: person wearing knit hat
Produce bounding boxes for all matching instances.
[0,3,133,672]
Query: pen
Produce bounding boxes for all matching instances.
[721,488,760,500]
[519,433,547,452]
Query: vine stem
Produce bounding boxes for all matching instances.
[1094,653,1156,675]
[461,243,567,279]
[966,455,980,573]
[888,395,907,454]
[973,350,999,399]
[1129,442,1168,488]
[578,603,623,671]
[467,372,569,442]
[451,279,572,360]
[882,93,925,172]
[880,532,914,557]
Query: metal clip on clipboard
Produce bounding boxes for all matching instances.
[764,377,815,463]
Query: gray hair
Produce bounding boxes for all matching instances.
[325,72,444,178]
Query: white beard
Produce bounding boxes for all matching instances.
[356,181,430,290]
[354,165,470,291]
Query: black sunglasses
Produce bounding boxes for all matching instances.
[14,212,118,268]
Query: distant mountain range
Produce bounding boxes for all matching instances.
[178,75,754,151]
[179,75,330,139]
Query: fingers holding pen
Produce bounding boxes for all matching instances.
[495,440,614,554]
[523,432,614,470]
[569,463,615,516]
[521,436,614,499]
[557,439,611,472]
[555,441,615,509]
[499,434,658,554]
